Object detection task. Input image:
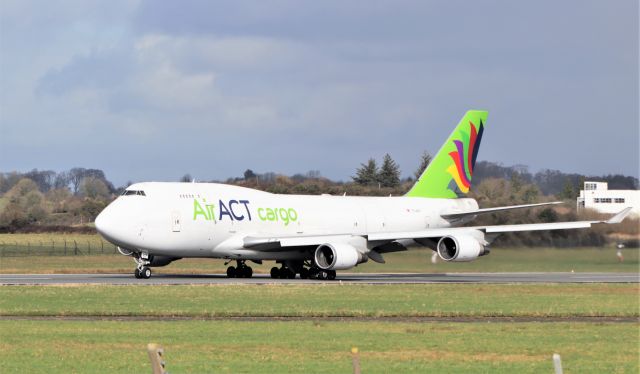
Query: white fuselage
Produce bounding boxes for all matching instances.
[95,182,478,261]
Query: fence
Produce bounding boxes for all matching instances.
[0,239,118,257]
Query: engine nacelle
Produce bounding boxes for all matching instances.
[436,234,486,262]
[314,243,365,270]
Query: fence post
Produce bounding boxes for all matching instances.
[351,347,361,374]
[88,240,91,255]
[74,240,78,255]
[553,353,563,374]
[147,343,168,374]
[64,239,67,256]
[101,241,104,253]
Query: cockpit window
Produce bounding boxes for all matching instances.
[122,190,146,196]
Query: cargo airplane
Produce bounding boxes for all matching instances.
[95,111,631,279]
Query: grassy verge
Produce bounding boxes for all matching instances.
[0,320,636,373]
[1,247,638,274]
[1,284,637,318]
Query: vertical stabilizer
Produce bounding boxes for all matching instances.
[406,110,488,198]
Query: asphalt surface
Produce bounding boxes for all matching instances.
[1,272,637,285]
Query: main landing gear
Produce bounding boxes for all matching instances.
[269,262,337,280]
[133,253,152,279]
[226,260,253,278]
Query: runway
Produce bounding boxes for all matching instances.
[1,272,638,285]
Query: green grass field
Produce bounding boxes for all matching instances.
[1,284,637,318]
[0,284,638,373]
[1,233,638,373]
[1,320,636,373]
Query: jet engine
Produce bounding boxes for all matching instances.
[436,234,487,262]
[314,243,366,270]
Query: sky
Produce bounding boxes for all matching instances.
[1,0,638,186]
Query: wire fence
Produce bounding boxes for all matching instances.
[0,239,118,257]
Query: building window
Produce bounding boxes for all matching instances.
[615,198,625,203]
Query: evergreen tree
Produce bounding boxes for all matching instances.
[353,158,379,186]
[413,151,432,180]
[560,179,575,200]
[379,153,401,188]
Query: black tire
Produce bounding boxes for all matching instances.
[287,270,296,279]
[319,271,329,280]
[328,270,336,280]
[245,266,253,278]
[227,266,236,278]
[278,268,288,279]
[141,267,151,279]
[134,268,141,279]
[270,267,279,279]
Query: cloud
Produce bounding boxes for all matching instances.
[0,0,637,185]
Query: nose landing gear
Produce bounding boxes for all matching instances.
[133,253,152,279]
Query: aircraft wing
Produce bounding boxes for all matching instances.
[369,207,633,242]
[440,201,562,220]
[243,208,632,250]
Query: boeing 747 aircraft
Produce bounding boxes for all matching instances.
[95,111,631,279]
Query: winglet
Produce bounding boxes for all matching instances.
[605,207,633,224]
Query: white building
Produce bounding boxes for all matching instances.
[577,181,640,217]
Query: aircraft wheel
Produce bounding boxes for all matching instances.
[226,266,236,278]
[270,267,279,279]
[318,271,329,280]
[244,266,253,278]
[140,267,152,279]
[287,270,296,279]
[328,270,336,280]
[278,268,289,279]
[134,268,141,279]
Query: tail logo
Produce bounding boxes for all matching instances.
[446,120,484,195]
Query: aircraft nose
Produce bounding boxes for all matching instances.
[95,205,116,240]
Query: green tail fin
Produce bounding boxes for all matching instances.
[406,110,488,198]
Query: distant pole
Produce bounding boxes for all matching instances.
[553,353,563,374]
[351,347,361,374]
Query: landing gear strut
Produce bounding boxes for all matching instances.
[133,253,152,279]
[226,260,253,278]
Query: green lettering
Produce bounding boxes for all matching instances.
[288,208,298,222]
[258,208,267,221]
[279,208,289,225]
[193,199,208,220]
[266,208,276,221]
[206,204,216,221]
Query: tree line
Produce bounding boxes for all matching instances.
[0,161,637,247]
